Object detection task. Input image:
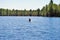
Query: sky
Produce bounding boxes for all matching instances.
[0,0,60,10]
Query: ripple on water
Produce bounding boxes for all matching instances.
[0,16,60,40]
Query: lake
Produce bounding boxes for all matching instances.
[0,16,60,40]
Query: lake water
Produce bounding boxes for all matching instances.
[0,16,60,40]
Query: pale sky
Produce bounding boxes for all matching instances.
[0,0,60,10]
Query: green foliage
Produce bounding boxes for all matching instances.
[0,8,40,16]
[41,0,60,17]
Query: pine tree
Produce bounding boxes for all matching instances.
[49,0,54,16]
[29,9,32,16]
[37,8,40,16]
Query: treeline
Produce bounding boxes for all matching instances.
[0,8,40,16]
[41,0,60,17]
[0,0,60,17]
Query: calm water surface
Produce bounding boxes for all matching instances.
[0,16,60,40]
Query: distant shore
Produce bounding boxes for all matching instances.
[0,0,60,17]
